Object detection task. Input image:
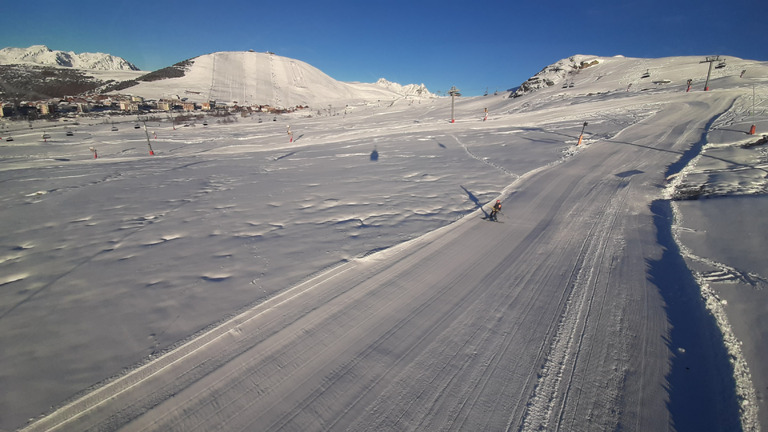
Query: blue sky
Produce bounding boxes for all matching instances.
[2,0,766,96]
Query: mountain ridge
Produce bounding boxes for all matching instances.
[510,54,765,98]
[0,45,139,71]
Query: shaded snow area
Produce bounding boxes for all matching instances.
[1,55,767,431]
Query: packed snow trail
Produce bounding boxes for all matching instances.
[20,95,744,431]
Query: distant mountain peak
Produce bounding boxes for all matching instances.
[374,78,431,97]
[0,45,140,71]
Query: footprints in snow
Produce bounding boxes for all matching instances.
[700,268,767,288]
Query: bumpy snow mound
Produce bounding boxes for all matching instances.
[0,45,140,71]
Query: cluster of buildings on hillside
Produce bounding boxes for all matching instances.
[0,95,308,119]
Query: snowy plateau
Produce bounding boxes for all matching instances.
[1,52,768,432]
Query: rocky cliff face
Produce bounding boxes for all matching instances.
[511,55,600,98]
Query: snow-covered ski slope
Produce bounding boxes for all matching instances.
[119,51,433,108]
[3,55,768,431]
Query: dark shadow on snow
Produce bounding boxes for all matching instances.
[715,127,754,135]
[460,185,487,218]
[646,109,743,430]
[665,114,720,178]
[518,126,579,140]
[606,138,684,159]
[274,151,297,161]
[606,135,767,178]
[649,199,742,431]
[614,169,644,178]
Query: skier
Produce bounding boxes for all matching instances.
[489,199,502,221]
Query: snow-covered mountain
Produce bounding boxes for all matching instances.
[0,46,433,107]
[370,78,431,98]
[118,51,435,107]
[510,54,763,98]
[0,45,139,71]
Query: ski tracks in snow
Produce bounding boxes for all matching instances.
[517,178,630,431]
[451,134,518,178]
[269,53,281,108]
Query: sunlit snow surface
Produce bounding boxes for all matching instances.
[2,54,768,431]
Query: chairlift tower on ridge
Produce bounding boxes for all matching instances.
[449,86,461,123]
[700,56,723,91]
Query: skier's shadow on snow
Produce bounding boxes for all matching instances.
[460,185,487,218]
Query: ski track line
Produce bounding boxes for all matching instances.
[138,231,474,431]
[415,302,510,431]
[361,214,562,432]
[20,262,356,432]
[506,170,604,431]
[340,296,498,431]
[426,261,531,431]
[458,212,587,431]
[451,134,518,178]
[517,177,626,431]
[321,287,484,431]
[269,53,280,108]
[501,178,589,432]
[453,254,560,432]
[557,180,628,431]
[254,243,505,432]
[128,266,372,432]
[208,53,216,101]
[355,234,541,431]
[134,261,358,431]
[165,270,419,432]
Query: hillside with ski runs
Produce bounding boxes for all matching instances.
[114,50,435,108]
